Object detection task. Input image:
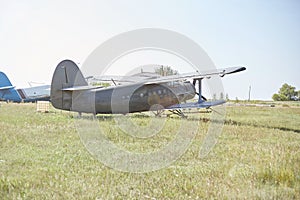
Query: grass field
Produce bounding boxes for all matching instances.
[0,102,299,199]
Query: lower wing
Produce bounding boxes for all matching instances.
[166,100,225,110]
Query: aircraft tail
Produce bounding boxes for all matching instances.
[0,71,22,102]
[0,72,13,88]
[50,60,88,110]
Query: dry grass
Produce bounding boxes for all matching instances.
[0,102,299,199]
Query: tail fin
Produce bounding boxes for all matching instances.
[50,60,88,110]
[0,72,13,88]
[0,72,22,102]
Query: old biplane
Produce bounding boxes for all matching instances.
[50,60,245,115]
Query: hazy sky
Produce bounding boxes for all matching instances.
[1,0,299,100]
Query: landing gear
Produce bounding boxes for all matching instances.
[152,109,164,117]
[150,104,165,117]
[169,109,187,118]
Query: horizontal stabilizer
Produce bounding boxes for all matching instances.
[61,85,103,91]
[0,86,15,91]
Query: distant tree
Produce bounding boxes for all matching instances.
[280,83,296,100]
[235,97,239,103]
[225,93,229,101]
[272,83,296,101]
[220,92,224,100]
[155,65,178,76]
[213,93,216,100]
[272,93,287,101]
[294,90,300,101]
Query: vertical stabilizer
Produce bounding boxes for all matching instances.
[50,60,88,110]
[0,72,22,102]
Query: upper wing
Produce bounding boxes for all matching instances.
[144,66,246,85]
[91,72,161,84]
[89,66,245,87]
[81,66,246,93]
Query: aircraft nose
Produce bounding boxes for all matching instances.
[180,82,196,101]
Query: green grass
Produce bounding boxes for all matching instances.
[0,102,299,199]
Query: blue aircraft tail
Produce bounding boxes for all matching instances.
[0,72,22,102]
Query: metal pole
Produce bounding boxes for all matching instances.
[248,85,251,101]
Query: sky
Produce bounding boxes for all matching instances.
[0,0,299,100]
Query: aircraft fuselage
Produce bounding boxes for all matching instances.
[69,81,195,114]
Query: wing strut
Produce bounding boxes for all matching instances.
[193,78,206,103]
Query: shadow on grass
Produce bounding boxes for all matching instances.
[70,112,300,134]
[195,117,300,134]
